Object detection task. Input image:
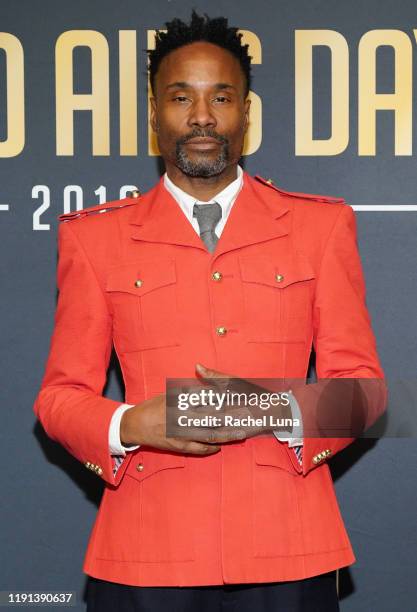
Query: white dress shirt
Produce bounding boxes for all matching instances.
[109,165,304,463]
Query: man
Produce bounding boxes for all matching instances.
[33,10,387,612]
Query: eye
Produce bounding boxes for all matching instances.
[213,96,230,103]
[172,96,190,103]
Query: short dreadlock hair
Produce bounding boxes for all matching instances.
[148,10,252,97]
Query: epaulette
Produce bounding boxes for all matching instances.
[58,189,142,222]
[255,175,345,204]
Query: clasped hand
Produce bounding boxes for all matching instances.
[120,363,292,455]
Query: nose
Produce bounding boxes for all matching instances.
[188,96,216,128]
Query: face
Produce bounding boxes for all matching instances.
[150,41,250,178]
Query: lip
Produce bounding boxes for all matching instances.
[184,137,221,150]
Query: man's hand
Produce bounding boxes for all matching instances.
[192,363,293,438]
[120,363,293,454]
[119,363,244,455]
[120,391,225,455]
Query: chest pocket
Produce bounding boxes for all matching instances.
[105,259,180,352]
[238,254,315,343]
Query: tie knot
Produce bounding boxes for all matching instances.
[192,202,222,233]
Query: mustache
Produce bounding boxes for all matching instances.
[176,129,229,146]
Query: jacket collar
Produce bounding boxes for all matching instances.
[128,171,291,260]
[163,164,244,227]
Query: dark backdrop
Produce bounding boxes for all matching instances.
[0,1,416,610]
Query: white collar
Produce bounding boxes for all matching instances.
[163,165,243,224]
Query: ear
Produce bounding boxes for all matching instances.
[150,97,158,133]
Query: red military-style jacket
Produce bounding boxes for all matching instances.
[33,172,387,587]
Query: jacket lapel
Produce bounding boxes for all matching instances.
[129,172,291,257]
[212,173,290,259]
[129,177,204,250]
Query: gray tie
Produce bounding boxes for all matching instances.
[192,202,222,253]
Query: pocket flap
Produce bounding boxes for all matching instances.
[106,259,176,296]
[126,449,186,482]
[134,328,180,351]
[239,255,315,289]
[252,437,299,474]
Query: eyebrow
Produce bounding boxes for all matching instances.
[165,81,237,91]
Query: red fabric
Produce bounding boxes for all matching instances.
[33,172,387,586]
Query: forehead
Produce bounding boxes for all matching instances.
[155,41,245,90]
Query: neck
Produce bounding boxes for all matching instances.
[165,163,239,201]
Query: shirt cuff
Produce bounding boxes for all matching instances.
[273,389,304,447]
[109,403,140,455]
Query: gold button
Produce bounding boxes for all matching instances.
[96,467,103,476]
[136,463,144,472]
[312,449,332,466]
[275,274,284,283]
[266,178,274,185]
[85,461,91,469]
[131,189,141,198]
[212,271,222,281]
[134,279,143,288]
[216,326,227,336]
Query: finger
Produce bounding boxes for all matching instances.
[164,436,221,454]
[181,440,221,454]
[195,370,231,387]
[186,427,246,444]
[195,363,231,384]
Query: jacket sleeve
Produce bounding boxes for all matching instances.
[287,203,388,476]
[33,220,132,486]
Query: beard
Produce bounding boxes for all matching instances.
[174,129,230,178]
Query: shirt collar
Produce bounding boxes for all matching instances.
[163,165,243,224]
